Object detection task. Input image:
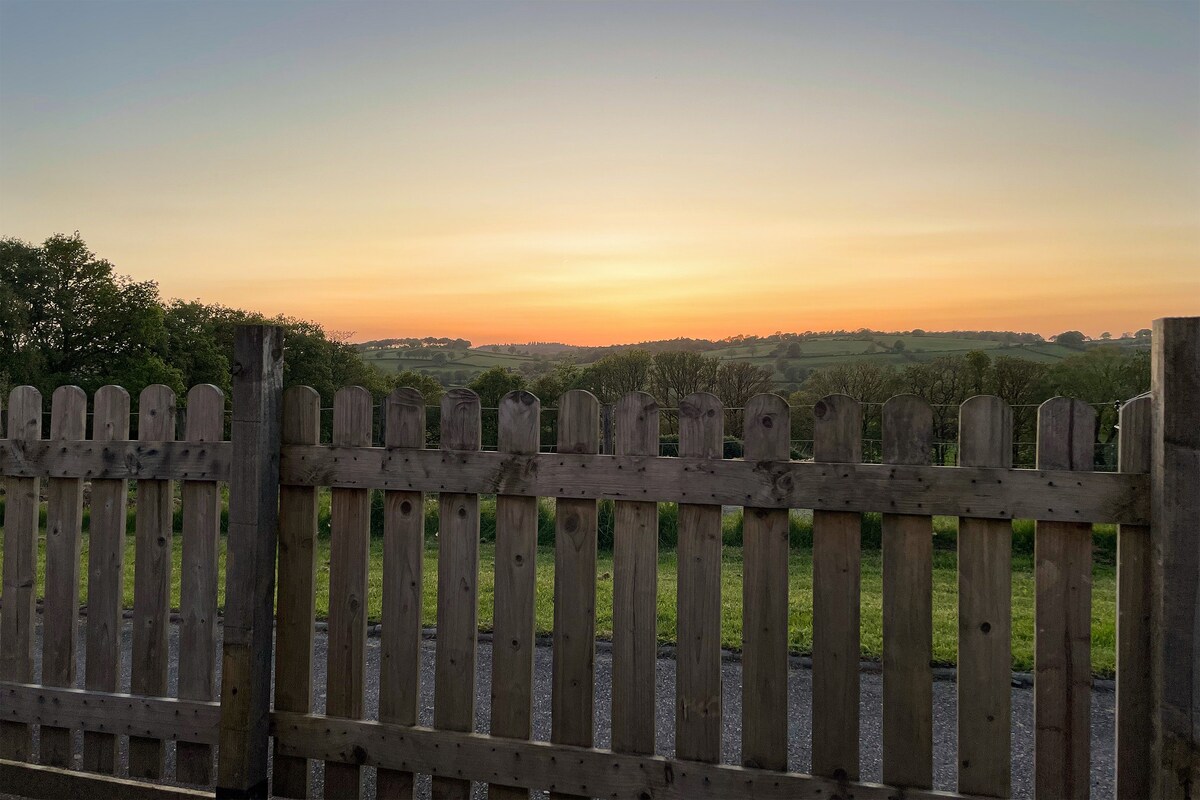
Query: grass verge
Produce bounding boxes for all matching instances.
[8,530,1117,676]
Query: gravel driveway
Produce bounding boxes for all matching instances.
[24,620,1116,799]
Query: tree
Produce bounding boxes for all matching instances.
[390,370,443,404]
[1052,330,1087,349]
[715,361,775,409]
[785,342,802,358]
[578,350,652,403]
[1100,331,1112,340]
[893,339,906,353]
[468,366,526,408]
[794,362,900,405]
[530,363,582,405]
[649,351,720,406]
[0,233,180,395]
[964,350,991,396]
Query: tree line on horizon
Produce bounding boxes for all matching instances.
[1,233,1148,459]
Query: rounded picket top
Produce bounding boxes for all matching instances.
[8,385,43,440]
[283,384,321,409]
[282,385,321,445]
[743,393,790,461]
[385,386,427,449]
[1117,394,1151,473]
[93,385,132,442]
[333,386,374,447]
[958,395,1013,468]
[137,384,177,440]
[679,392,722,459]
[50,385,87,441]
[185,384,225,442]
[499,390,540,454]
[812,393,861,463]
[441,388,482,451]
[882,394,933,466]
[1036,396,1096,471]
[556,389,599,454]
[614,391,659,457]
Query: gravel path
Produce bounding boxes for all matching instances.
[25,620,1116,799]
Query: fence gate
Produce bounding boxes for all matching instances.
[1,319,1197,800]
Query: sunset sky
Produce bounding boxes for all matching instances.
[2,0,1197,344]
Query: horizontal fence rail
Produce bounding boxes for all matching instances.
[0,438,1149,523]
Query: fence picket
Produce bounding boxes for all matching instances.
[1116,394,1152,799]
[611,391,660,756]
[676,392,724,764]
[176,384,224,785]
[550,389,601,800]
[489,390,541,800]
[1034,396,1096,799]
[811,393,862,780]
[82,385,131,774]
[956,395,1013,797]
[741,393,790,771]
[881,394,934,788]
[273,386,322,799]
[38,386,87,768]
[129,384,177,779]
[433,388,483,800]
[0,386,42,761]
[378,387,427,800]
[324,386,373,800]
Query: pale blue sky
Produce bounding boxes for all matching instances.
[2,1,1197,342]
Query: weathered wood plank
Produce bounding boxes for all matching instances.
[271,712,983,800]
[177,384,224,785]
[272,386,321,799]
[740,393,790,771]
[275,444,1148,524]
[0,438,228,480]
[82,385,131,774]
[489,390,541,800]
[0,386,40,762]
[1116,393,1152,800]
[0,758,215,800]
[1,681,220,743]
[325,386,373,800]
[811,393,861,781]
[38,386,87,768]
[379,387,427,800]
[0,437,1150,524]
[956,395,1013,798]
[881,394,933,789]
[1034,396,1095,800]
[433,388,483,800]
[611,391,659,757]
[1150,316,1200,800]
[676,392,724,764]
[130,384,177,779]
[551,390,601,800]
[216,324,284,799]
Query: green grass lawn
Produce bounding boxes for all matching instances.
[11,532,1118,676]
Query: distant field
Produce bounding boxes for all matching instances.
[357,334,1140,388]
[360,346,539,379]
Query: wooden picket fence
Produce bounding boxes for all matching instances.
[0,319,1197,800]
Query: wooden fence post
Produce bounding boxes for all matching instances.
[1150,316,1200,799]
[217,324,284,799]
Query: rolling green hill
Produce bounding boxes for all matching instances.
[356,332,1146,389]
